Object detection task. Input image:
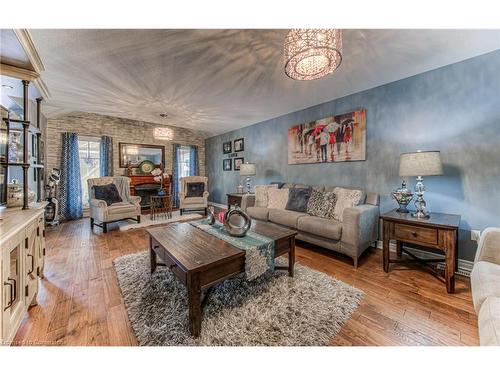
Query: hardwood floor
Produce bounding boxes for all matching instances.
[12,217,479,346]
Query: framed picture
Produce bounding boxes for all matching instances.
[234,138,244,152]
[287,109,367,165]
[223,141,232,154]
[234,157,244,171]
[223,158,232,171]
[119,142,165,167]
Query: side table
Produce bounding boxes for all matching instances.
[226,193,254,210]
[150,195,172,220]
[381,209,460,293]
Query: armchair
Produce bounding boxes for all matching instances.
[179,176,209,215]
[87,176,141,233]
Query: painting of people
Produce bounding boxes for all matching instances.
[287,109,366,164]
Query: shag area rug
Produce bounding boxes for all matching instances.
[118,212,202,231]
[114,251,363,346]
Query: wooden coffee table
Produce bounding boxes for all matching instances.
[147,221,297,337]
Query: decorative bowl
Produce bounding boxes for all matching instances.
[391,190,414,213]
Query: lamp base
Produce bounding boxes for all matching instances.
[412,175,431,219]
[411,211,430,219]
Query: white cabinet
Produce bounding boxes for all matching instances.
[1,206,46,344]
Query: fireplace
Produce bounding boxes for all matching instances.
[128,174,171,209]
[134,183,161,208]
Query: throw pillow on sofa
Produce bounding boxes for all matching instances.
[306,190,337,219]
[332,187,364,222]
[92,183,123,206]
[267,188,289,210]
[254,184,278,207]
[286,187,312,213]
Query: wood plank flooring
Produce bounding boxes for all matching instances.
[12,217,479,346]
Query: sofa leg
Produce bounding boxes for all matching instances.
[103,222,108,234]
[137,215,141,223]
[180,209,183,216]
[353,256,358,269]
[90,218,94,230]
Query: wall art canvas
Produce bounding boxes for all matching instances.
[287,109,366,164]
[234,157,244,171]
[234,138,244,152]
[223,141,232,154]
[223,158,232,171]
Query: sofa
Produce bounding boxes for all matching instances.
[470,227,500,346]
[243,183,380,267]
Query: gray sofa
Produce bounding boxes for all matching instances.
[243,183,380,267]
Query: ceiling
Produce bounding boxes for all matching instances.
[30,29,500,136]
[0,29,35,70]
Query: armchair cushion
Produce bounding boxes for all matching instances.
[186,182,205,197]
[92,183,123,206]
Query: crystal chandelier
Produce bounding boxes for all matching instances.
[284,29,342,81]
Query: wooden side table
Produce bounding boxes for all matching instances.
[150,195,172,220]
[226,193,253,210]
[381,209,460,293]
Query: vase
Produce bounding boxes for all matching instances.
[157,188,166,196]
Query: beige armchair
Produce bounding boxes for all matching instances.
[88,176,141,233]
[179,176,209,215]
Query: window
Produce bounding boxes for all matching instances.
[78,137,101,206]
[178,145,191,178]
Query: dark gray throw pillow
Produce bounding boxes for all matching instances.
[186,182,205,197]
[286,187,312,212]
[92,183,122,206]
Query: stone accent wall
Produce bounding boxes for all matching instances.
[46,112,208,177]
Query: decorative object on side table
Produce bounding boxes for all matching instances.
[399,150,443,219]
[151,167,169,196]
[223,205,252,237]
[239,162,256,194]
[391,180,414,213]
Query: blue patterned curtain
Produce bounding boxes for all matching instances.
[59,132,83,220]
[99,136,113,177]
[171,144,181,207]
[189,145,199,176]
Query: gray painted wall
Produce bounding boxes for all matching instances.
[205,50,500,261]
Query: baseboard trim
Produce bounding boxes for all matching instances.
[375,241,473,277]
[208,201,226,209]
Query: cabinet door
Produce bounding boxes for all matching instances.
[25,221,38,307]
[2,233,26,343]
[36,215,45,278]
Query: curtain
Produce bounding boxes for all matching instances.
[59,132,83,220]
[171,143,181,207]
[189,145,199,176]
[99,135,113,177]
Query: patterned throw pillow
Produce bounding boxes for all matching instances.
[267,188,290,210]
[332,187,364,222]
[92,183,123,206]
[254,184,278,208]
[306,190,337,219]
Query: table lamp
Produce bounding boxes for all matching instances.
[399,150,443,219]
[239,163,256,194]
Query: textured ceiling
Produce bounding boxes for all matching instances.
[30,29,500,136]
[0,29,34,70]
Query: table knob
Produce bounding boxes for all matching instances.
[411,232,417,237]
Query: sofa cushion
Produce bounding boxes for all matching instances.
[332,187,364,222]
[108,202,137,215]
[268,209,307,229]
[306,190,337,219]
[92,183,123,206]
[183,196,205,204]
[471,261,500,312]
[297,216,342,240]
[247,207,270,221]
[478,297,500,346]
[267,188,289,210]
[286,187,312,213]
[186,182,205,197]
[254,184,278,208]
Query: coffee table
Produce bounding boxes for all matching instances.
[147,221,297,337]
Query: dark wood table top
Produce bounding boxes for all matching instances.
[226,193,255,197]
[381,209,461,229]
[147,221,296,272]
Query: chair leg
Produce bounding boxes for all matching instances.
[90,218,94,230]
[204,207,207,216]
[180,209,183,216]
[103,222,108,233]
[137,215,141,223]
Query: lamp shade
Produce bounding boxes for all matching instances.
[399,151,443,177]
[239,163,256,176]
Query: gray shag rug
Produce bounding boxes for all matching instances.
[113,251,363,346]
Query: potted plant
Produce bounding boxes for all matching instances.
[151,167,169,196]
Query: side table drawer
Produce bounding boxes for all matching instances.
[394,223,438,245]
